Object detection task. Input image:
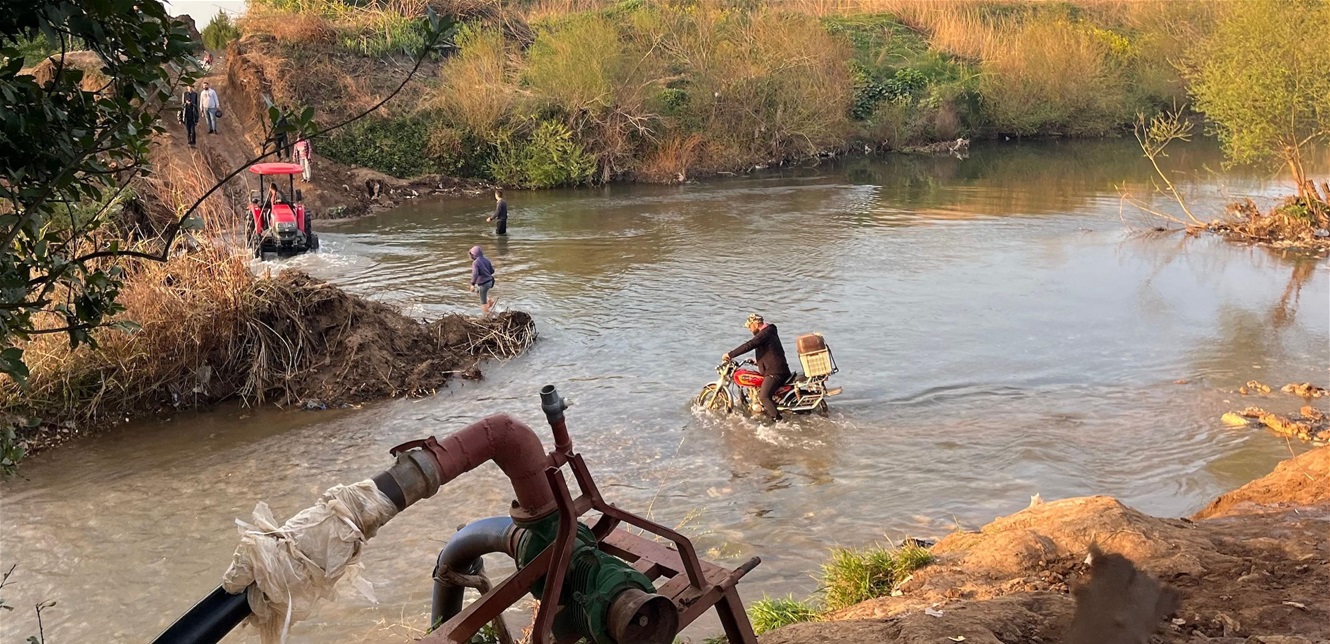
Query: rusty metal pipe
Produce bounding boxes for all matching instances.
[155,413,557,644]
[540,385,573,454]
[410,414,557,518]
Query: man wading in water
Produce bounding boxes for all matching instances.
[723,313,791,422]
[469,245,496,315]
[487,188,508,235]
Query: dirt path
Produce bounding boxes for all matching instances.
[153,48,490,227]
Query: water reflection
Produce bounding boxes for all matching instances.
[2,139,1326,643]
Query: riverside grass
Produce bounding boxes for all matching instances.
[744,541,935,634]
[241,0,1223,187]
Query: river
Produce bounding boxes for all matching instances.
[2,140,1327,642]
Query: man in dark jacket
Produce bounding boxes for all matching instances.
[469,245,495,315]
[180,85,200,146]
[723,313,792,421]
[487,188,508,235]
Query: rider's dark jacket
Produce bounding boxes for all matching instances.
[728,324,791,378]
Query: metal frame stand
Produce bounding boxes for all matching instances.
[421,450,760,644]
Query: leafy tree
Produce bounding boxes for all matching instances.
[1,0,197,384]
[1187,0,1330,208]
[1,1,456,388]
[201,11,241,51]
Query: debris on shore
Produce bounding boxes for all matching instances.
[4,271,536,457]
[1226,381,1329,443]
[1225,407,1328,443]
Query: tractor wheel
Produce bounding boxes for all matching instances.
[310,233,319,251]
[696,384,733,413]
[816,399,829,416]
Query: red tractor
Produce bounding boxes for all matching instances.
[247,162,318,259]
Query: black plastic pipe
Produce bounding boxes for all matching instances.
[430,516,518,629]
[152,586,250,644]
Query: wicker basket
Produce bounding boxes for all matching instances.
[800,349,836,377]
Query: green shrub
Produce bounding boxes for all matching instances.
[202,11,241,51]
[748,595,821,634]
[820,543,933,612]
[489,120,596,188]
[425,124,495,179]
[657,86,688,115]
[321,116,435,178]
[338,16,429,57]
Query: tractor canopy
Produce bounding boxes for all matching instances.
[248,162,304,176]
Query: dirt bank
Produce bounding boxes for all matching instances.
[8,270,535,457]
[221,37,493,219]
[129,41,489,231]
[762,446,1330,644]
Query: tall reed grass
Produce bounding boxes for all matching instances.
[277,0,1224,182]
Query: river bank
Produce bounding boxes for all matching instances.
[215,0,1207,190]
[1,265,535,459]
[761,445,1330,644]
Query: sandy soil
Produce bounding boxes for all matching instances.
[762,446,1330,644]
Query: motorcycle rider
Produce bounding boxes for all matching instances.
[722,313,791,422]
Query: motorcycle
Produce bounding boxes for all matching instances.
[696,357,842,416]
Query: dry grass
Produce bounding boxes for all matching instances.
[4,242,259,422]
[641,4,854,169]
[0,126,256,423]
[426,26,521,137]
[979,17,1131,135]
[239,8,337,45]
[638,133,704,183]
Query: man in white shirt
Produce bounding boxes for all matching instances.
[200,81,221,135]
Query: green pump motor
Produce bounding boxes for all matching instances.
[516,515,678,644]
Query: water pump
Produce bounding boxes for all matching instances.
[154,384,761,644]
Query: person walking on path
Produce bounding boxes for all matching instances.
[200,81,220,134]
[180,85,200,146]
[469,245,496,316]
[293,138,312,182]
[487,188,508,235]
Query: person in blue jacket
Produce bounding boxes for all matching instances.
[469,245,496,315]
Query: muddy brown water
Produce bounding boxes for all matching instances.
[3,140,1327,642]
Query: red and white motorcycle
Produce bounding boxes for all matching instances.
[695,334,841,416]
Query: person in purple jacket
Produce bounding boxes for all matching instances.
[469,245,495,315]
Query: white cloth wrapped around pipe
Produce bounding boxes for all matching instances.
[221,480,399,644]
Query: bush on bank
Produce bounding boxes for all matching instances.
[282,0,1218,184]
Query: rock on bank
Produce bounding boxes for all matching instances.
[761,446,1330,644]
